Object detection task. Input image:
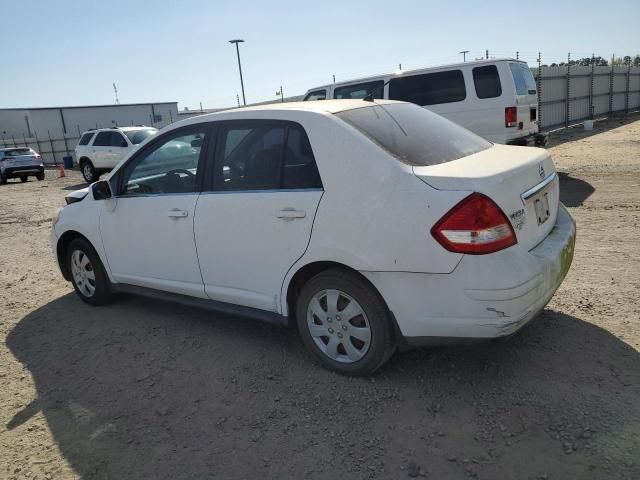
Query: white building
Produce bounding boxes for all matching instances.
[0,102,178,163]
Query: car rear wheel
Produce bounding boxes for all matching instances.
[81,160,97,183]
[37,172,45,181]
[0,174,6,185]
[296,269,396,376]
[20,176,27,183]
[67,237,112,306]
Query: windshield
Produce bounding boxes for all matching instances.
[124,128,157,145]
[509,63,537,95]
[3,148,35,156]
[335,103,491,166]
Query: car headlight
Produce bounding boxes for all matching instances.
[52,207,63,226]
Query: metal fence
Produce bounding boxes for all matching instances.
[534,64,640,130]
[0,130,81,165]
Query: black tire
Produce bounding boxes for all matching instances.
[20,176,27,183]
[0,174,6,185]
[81,159,97,183]
[37,172,45,181]
[296,268,396,376]
[67,237,113,306]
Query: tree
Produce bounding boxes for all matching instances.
[623,55,632,65]
[634,55,640,66]
[575,56,608,66]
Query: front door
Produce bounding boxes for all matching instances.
[100,126,211,298]
[194,120,323,312]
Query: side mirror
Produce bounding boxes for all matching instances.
[93,180,112,200]
[191,138,202,148]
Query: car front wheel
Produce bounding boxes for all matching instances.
[67,237,112,305]
[296,269,396,376]
[81,160,97,183]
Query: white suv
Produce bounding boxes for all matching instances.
[52,100,575,375]
[75,126,157,182]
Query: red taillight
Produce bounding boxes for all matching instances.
[431,193,517,254]
[505,106,517,127]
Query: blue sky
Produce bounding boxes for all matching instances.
[1,0,638,109]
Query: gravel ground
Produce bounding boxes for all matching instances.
[1,116,639,479]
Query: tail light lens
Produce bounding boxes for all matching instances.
[505,106,517,127]
[431,193,517,254]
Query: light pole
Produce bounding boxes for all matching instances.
[229,39,246,106]
[459,50,469,62]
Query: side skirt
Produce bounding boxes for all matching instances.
[112,283,289,328]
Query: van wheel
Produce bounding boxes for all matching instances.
[296,269,396,376]
[0,175,7,185]
[67,237,112,306]
[20,176,27,183]
[81,160,97,183]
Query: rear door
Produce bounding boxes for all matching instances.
[108,131,130,166]
[91,131,111,168]
[194,120,323,312]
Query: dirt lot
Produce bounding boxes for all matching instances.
[1,116,639,480]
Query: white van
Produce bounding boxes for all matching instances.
[302,58,547,146]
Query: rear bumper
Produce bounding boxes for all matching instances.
[1,165,44,177]
[362,204,576,345]
[506,132,548,147]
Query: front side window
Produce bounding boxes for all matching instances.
[389,70,466,105]
[214,121,321,191]
[509,63,537,95]
[93,131,111,146]
[334,81,384,100]
[121,129,207,195]
[336,103,491,167]
[473,65,502,99]
[303,89,327,101]
[78,132,94,146]
[110,132,128,147]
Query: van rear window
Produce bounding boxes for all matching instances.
[389,70,466,106]
[509,63,537,95]
[336,103,491,166]
[473,65,502,99]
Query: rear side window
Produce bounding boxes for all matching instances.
[303,89,327,101]
[336,103,491,166]
[93,132,111,146]
[334,81,384,100]
[389,70,466,106]
[509,63,537,95]
[110,132,128,147]
[78,132,94,146]
[214,121,322,191]
[473,65,502,99]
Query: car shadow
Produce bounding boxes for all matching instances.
[7,294,639,479]
[545,112,639,148]
[558,171,595,207]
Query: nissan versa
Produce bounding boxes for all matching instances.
[51,100,576,376]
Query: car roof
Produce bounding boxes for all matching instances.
[81,126,156,134]
[185,99,403,122]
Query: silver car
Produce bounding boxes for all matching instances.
[0,147,45,184]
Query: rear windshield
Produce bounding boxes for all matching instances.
[509,63,537,95]
[335,103,491,166]
[3,148,34,156]
[124,128,157,145]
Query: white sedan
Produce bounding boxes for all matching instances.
[51,100,575,376]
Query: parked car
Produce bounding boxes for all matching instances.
[0,147,45,184]
[303,58,547,146]
[75,126,158,183]
[52,100,575,375]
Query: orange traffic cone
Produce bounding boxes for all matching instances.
[58,164,66,178]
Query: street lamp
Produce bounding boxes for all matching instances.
[229,39,246,106]
[459,50,469,62]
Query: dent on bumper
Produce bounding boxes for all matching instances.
[363,204,576,342]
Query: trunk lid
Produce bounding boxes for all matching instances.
[414,144,559,251]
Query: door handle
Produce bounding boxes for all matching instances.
[277,208,306,219]
[168,209,189,218]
